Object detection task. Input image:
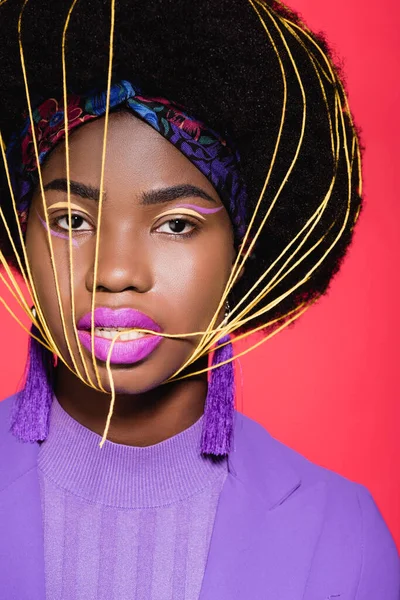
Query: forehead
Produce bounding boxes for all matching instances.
[40,112,220,201]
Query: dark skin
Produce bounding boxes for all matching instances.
[25,112,238,446]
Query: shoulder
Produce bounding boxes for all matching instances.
[0,394,39,490]
[234,410,359,493]
[235,410,391,498]
[235,412,400,596]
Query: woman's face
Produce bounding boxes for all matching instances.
[25,112,236,394]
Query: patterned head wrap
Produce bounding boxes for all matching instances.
[6,79,247,240]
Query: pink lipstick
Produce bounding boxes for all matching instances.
[77,307,162,365]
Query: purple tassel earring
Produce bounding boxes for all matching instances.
[200,302,235,456]
[11,307,55,443]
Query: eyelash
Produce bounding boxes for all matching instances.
[50,212,201,239]
[154,216,200,239]
[51,213,93,233]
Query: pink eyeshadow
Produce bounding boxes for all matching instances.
[175,204,223,215]
[36,210,79,247]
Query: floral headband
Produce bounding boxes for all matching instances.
[6,79,247,240]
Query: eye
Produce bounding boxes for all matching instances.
[53,213,93,232]
[154,218,197,237]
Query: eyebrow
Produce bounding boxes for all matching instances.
[141,184,217,205]
[43,179,217,205]
[43,179,102,202]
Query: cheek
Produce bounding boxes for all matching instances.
[153,235,233,328]
[25,221,86,320]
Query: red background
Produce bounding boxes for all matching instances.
[1,1,399,548]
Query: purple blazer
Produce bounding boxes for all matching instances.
[0,393,399,599]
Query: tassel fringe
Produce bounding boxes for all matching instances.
[200,334,235,456]
[11,322,54,443]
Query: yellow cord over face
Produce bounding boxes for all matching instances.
[62,0,100,392]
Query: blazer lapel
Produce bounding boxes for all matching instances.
[0,397,45,599]
[199,412,327,600]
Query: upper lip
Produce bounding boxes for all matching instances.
[77,307,162,333]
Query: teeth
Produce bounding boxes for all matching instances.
[93,327,146,342]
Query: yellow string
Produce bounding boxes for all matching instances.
[96,0,118,445]
[17,0,85,380]
[0,293,53,350]
[180,0,358,366]
[227,100,340,325]
[172,300,314,381]
[100,333,119,448]
[168,301,308,365]
[242,120,353,328]
[0,134,52,341]
[176,0,313,367]
[210,2,358,344]
[0,241,40,330]
[0,0,108,389]
[0,244,44,338]
[281,17,362,198]
[167,0,293,377]
[202,0,289,337]
[0,143,77,357]
[62,0,101,392]
[171,0,296,376]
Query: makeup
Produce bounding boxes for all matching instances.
[154,207,206,222]
[175,204,223,215]
[47,201,92,215]
[77,307,162,364]
[152,204,224,225]
[36,209,79,247]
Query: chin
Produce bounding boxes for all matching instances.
[85,361,172,396]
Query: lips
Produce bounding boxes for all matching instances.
[76,307,162,365]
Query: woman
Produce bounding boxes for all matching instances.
[0,0,398,598]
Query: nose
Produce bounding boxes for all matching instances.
[85,228,153,294]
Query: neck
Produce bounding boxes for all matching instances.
[53,360,208,447]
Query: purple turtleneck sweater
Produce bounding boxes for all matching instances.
[37,397,228,600]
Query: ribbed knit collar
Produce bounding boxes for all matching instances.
[38,395,228,509]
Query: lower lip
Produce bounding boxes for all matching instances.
[77,330,162,364]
